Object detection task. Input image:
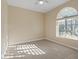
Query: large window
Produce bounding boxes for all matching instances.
[56,7,78,40]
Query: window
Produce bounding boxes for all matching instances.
[56,7,78,40]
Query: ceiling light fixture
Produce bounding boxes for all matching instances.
[39,0,44,5]
[36,0,48,5]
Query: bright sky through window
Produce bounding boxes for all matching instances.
[56,7,78,40]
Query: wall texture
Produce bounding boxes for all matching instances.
[45,0,78,50]
[1,0,8,58]
[8,0,78,50]
[8,6,44,45]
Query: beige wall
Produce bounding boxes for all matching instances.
[8,6,44,45]
[1,0,8,58]
[45,0,78,49]
[8,0,78,50]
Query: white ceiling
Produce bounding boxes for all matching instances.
[7,0,69,13]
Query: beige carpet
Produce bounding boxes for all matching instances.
[4,39,78,59]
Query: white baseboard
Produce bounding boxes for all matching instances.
[2,42,8,59]
[26,37,44,42]
[45,37,78,51]
[8,36,78,51]
[9,37,44,45]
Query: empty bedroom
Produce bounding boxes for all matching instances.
[1,0,78,59]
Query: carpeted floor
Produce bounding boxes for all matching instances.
[4,39,78,59]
